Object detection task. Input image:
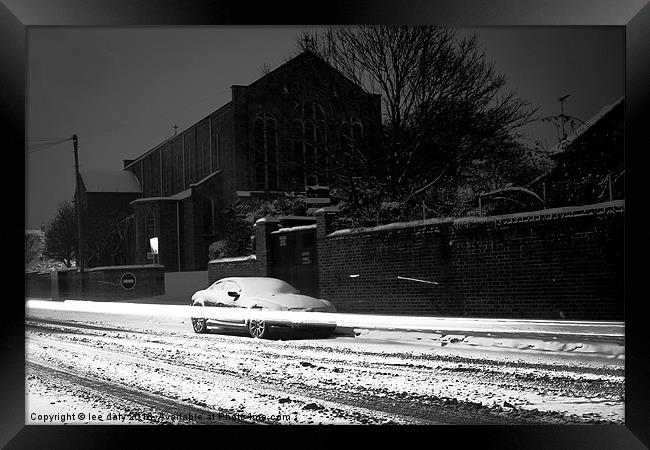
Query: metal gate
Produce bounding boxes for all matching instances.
[270,227,319,298]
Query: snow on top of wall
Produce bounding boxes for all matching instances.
[81,169,142,193]
[85,264,164,272]
[255,217,280,225]
[209,255,257,264]
[328,200,625,237]
[271,224,317,234]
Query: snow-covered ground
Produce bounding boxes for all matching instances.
[25,303,624,425]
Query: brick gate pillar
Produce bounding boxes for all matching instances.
[254,216,279,277]
[315,207,337,241]
[315,207,338,298]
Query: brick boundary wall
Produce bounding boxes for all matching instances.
[316,201,624,320]
[207,217,277,284]
[25,265,165,301]
[208,255,262,283]
[25,272,55,299]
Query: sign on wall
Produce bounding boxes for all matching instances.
[120,272,137,290]
[301,251,311,265]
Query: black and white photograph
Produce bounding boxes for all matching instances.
[21,20,631,430]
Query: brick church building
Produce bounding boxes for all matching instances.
[77,49,382,271]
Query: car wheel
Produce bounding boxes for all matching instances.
[248,319,271,339]
[191,304,208,334]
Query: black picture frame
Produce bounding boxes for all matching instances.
[7,0,649,448]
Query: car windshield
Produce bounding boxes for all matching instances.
[237,278,299,296]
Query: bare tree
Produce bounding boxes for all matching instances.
[43,201,77,268]
[299,26,538,215]
[85,212,132,266]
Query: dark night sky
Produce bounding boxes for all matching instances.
[25,26,623,229]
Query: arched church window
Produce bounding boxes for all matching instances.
[254,113,279,191]
[292,102,328,189]
[341,118,363,155]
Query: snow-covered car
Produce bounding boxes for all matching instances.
[190,277,337,339]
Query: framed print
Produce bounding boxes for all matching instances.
[6,0,649,448]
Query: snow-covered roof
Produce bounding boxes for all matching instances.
[80,169,142,193]
[189,170,222,188]
[130,188,193,204]
[550,96,624,154]
[169,189,192,200]
[130,197,180,204]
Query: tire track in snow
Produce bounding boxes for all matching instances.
[27,328,424,424]
[26,316,624,424]
[27,361,242,424]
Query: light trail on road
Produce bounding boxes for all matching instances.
[26,300,624,341]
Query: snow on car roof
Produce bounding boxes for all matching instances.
[218,277,298,295]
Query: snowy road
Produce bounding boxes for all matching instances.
[25,305,624,425]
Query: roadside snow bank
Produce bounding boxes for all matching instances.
[353,329,624,358]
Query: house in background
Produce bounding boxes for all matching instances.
[76,169,142,268]
[77,49,382,271]
[481,97,624,215]
[532,96,624,208]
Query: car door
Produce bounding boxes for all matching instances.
[214,280,245,326]
[221,280,243,306]
[203,281,245,328]
[203,281,230,306]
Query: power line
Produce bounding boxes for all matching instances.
[26,142,68,152]
[27,87,232,157]
[25,137,73,155]
[28,137,70,142]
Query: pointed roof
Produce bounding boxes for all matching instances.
[550,96,624,154]
[80,169,142,193]
[125,50,371,167]
[248,49,368,94]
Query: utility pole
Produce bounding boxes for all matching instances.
[73,134,85,272]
